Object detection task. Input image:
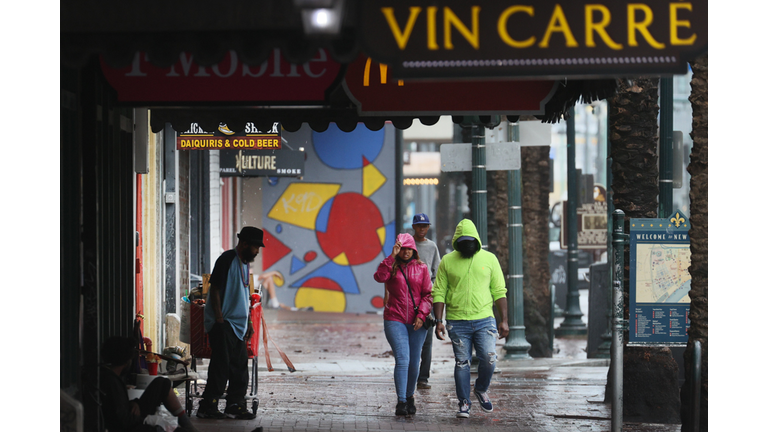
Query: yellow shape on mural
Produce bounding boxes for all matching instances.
[377,226,386,246]
[332,252,350,266]
[272,272,284,287]
[295,288,346,312]
[362,163,387,197]
[267,183,341,229]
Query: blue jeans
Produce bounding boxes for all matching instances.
[384,320,428,403]
[418,325,433,382]
[446,317,499,407]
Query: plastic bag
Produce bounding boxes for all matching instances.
[144,407,178,432]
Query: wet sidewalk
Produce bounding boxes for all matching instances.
[184,309,681,432]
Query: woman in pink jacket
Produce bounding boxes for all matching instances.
[374,233,433,416]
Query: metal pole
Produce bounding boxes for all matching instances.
[556,107,587,335]
[659,77,674,218]
[395,128,404,232]
[583,105,591,177]
[504,160,532,358]
[693,340,702,432]
[597,104,613,357]
[611,210,627,432]
[471,123,488,247]
[550,284,556,353]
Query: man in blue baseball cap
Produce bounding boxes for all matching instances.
[411,213,441,390]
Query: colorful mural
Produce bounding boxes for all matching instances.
[260,123,396,313]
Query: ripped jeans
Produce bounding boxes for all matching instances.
[446,316,498,407]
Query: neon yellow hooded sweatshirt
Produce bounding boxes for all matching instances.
[432,219,507,321]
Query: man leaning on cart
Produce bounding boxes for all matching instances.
[197,226,264,420]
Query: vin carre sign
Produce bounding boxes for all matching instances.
[359,0,706,79]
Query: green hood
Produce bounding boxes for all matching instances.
[432,218,506,321]
[451,219,482,250]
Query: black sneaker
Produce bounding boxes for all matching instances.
[197,399,226,419]
[406,396,416,415]
[225,403,256,420]
[474,389,493,412]
[395,401,408,416]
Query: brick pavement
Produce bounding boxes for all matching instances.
[181,309,681,432]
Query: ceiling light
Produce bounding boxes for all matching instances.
[297,0,344,36]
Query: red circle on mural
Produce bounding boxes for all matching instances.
[316,193,384,266]
[303,251,318,262]
[371,296,385,309]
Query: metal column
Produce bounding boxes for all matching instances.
[556,108,587,335]
[503,167,532,358]
[597,103,613,357]
[503,122,531,359]
[471,123,488,247]
[611,210,628,432]
[395,128,404,233]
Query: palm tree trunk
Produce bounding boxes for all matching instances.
[521,145,553,357]
[681,54,708,432]
[606,77,681,423]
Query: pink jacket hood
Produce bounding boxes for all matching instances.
[397,233,417,250]
[373,244,433,325]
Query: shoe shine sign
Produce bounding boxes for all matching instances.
[100,49,342,104]
[359,0,707,79]
[177,122,305,178]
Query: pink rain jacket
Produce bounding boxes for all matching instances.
[374,234,433,325]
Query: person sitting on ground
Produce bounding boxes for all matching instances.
[256,271,314,312]
[99,336,200,432]
[258,271,283,309]
[374,233,433,416]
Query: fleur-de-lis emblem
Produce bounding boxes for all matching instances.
[670,212,686,228]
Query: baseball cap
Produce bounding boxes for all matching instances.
[457,236,475,243]
[237,226,265,248]
[412,213,431,225]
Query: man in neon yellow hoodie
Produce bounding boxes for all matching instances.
[433,219,509,418]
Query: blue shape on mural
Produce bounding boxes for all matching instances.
[268,177,279,186]
[316,197,334,233]
[383,219,397,258]
[290,256,306,275]
[276,224,283,234]
[290,259,360,294]
[313,124,385,169]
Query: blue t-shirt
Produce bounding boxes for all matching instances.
[204,249,251,340]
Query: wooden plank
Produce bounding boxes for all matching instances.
[202,273,210,297]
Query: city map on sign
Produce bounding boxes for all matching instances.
[634,243,692,304]
[629,210,692,345]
